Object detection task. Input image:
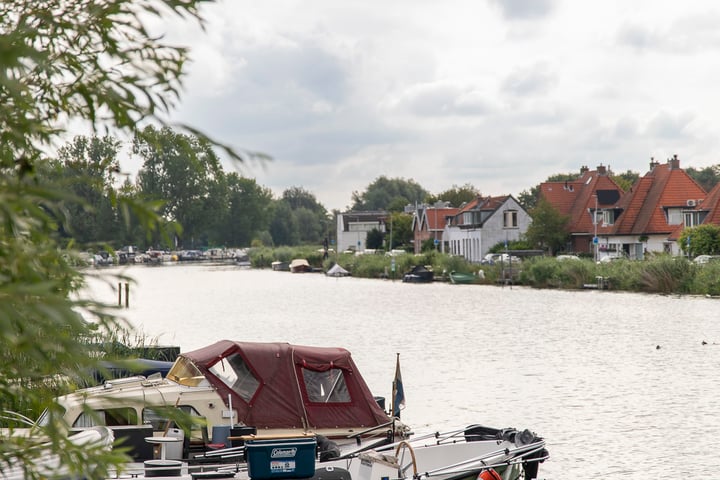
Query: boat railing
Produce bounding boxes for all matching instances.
[413,439,548,479]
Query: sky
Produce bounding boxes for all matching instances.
[127,0,720,211]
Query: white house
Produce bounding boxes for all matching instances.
[443,195,531,262]
[335,211,388,252]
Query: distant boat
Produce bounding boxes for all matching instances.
[449,271,475,284]
[289,258,312,273]
[271,260,290,271]
[402,265,434,283]
[326,263,350,277]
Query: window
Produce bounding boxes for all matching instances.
[684,211,700,227]
[666,208,683,225]
[302,368,350,403]
[209,353,260,403]
[503,210,518,228]
[602,210,615,225]
[72,408,138,428]
[143,405,202,431]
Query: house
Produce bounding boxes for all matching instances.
[542,157,707,260]
[539,164,624,256]
[335,211,388,252]
[603,156,706,259]
[443,195,530,262]
[410,202,459,254]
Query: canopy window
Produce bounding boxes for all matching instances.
[208,352,260,403]
[302,368,351,403]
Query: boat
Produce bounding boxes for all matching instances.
[289,258,312,273]
[326,263,350,277]
[448,271,475,285]
[40,341,411,459]
[402,265,434,283]
[270,260,289,271]
[0,426,114,480]
[107,424,547,480]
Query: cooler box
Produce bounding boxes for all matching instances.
[245,438,317,479]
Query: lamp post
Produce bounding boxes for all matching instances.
[593,195,599,263]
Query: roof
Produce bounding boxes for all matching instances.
[413,206,459,232]
[539,166,624,236]
[181,340,391,431]
[611,159,706,235]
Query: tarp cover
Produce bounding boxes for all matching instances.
[181,340,391,430]
[326,263,350,277]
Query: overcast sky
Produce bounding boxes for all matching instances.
[135,0,720,211]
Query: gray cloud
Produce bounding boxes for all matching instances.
[488,0,555,20]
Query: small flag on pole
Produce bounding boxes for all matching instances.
[392,353,405,418]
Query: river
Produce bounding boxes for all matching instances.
[82,263,720,479]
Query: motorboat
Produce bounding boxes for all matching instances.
[402,265,434,283]
[108,424,547,480]
[40,341,410,458]
[289,258,313,273]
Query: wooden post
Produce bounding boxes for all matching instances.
[125,282,129,308]
[118,282,122,306]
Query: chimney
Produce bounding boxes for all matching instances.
[597,164,607,175]
[580,165,589,174]
[668,154,680,170]
[649,157,659,170]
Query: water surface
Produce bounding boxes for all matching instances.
[83,264,720,479]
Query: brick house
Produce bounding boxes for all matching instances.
[410,202,459,253]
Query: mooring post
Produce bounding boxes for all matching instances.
[118,282,122,306]
[125,282,129,308]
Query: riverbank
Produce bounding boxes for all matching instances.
[242,247,720,296]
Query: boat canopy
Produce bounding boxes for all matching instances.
[169,340,391,431]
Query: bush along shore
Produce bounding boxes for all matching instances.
[246,247,720,297]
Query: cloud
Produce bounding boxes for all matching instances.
[488,0,555,20]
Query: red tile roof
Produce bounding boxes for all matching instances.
[540,167,624,235]
[611,161,706,235]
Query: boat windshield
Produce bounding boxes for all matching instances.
[166,357,205,386]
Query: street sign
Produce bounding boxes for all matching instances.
[593,236,599,244]
[434,238,439,246]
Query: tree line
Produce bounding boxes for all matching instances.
[47,129,720,255]
[41,127,332,251]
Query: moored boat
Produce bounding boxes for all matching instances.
[289,258,312,273]
[448,271,475,284]
[402,265,434,283]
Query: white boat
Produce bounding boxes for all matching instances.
[109,425,547,480]
[40,341,411,456]
[0,426,114,480]
[289,258,312,273]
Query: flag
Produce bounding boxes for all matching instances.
[392,353,405,418]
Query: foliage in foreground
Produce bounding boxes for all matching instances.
[1,0,226,477]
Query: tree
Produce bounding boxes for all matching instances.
[678,224,720,256]
[524,199,571,255]
[611,170,640,192]
[431,183,480,207]
[278,187,330,245]
[686,165,720,192]
[351,176,429,211]
[219,174,273,247]
[366,228,384,249]
[134,125,224,248]
[385,212,413,250]
[46,135,123,246]
[0,1,231,477]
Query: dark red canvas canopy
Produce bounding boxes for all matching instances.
[181,340,391,431]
